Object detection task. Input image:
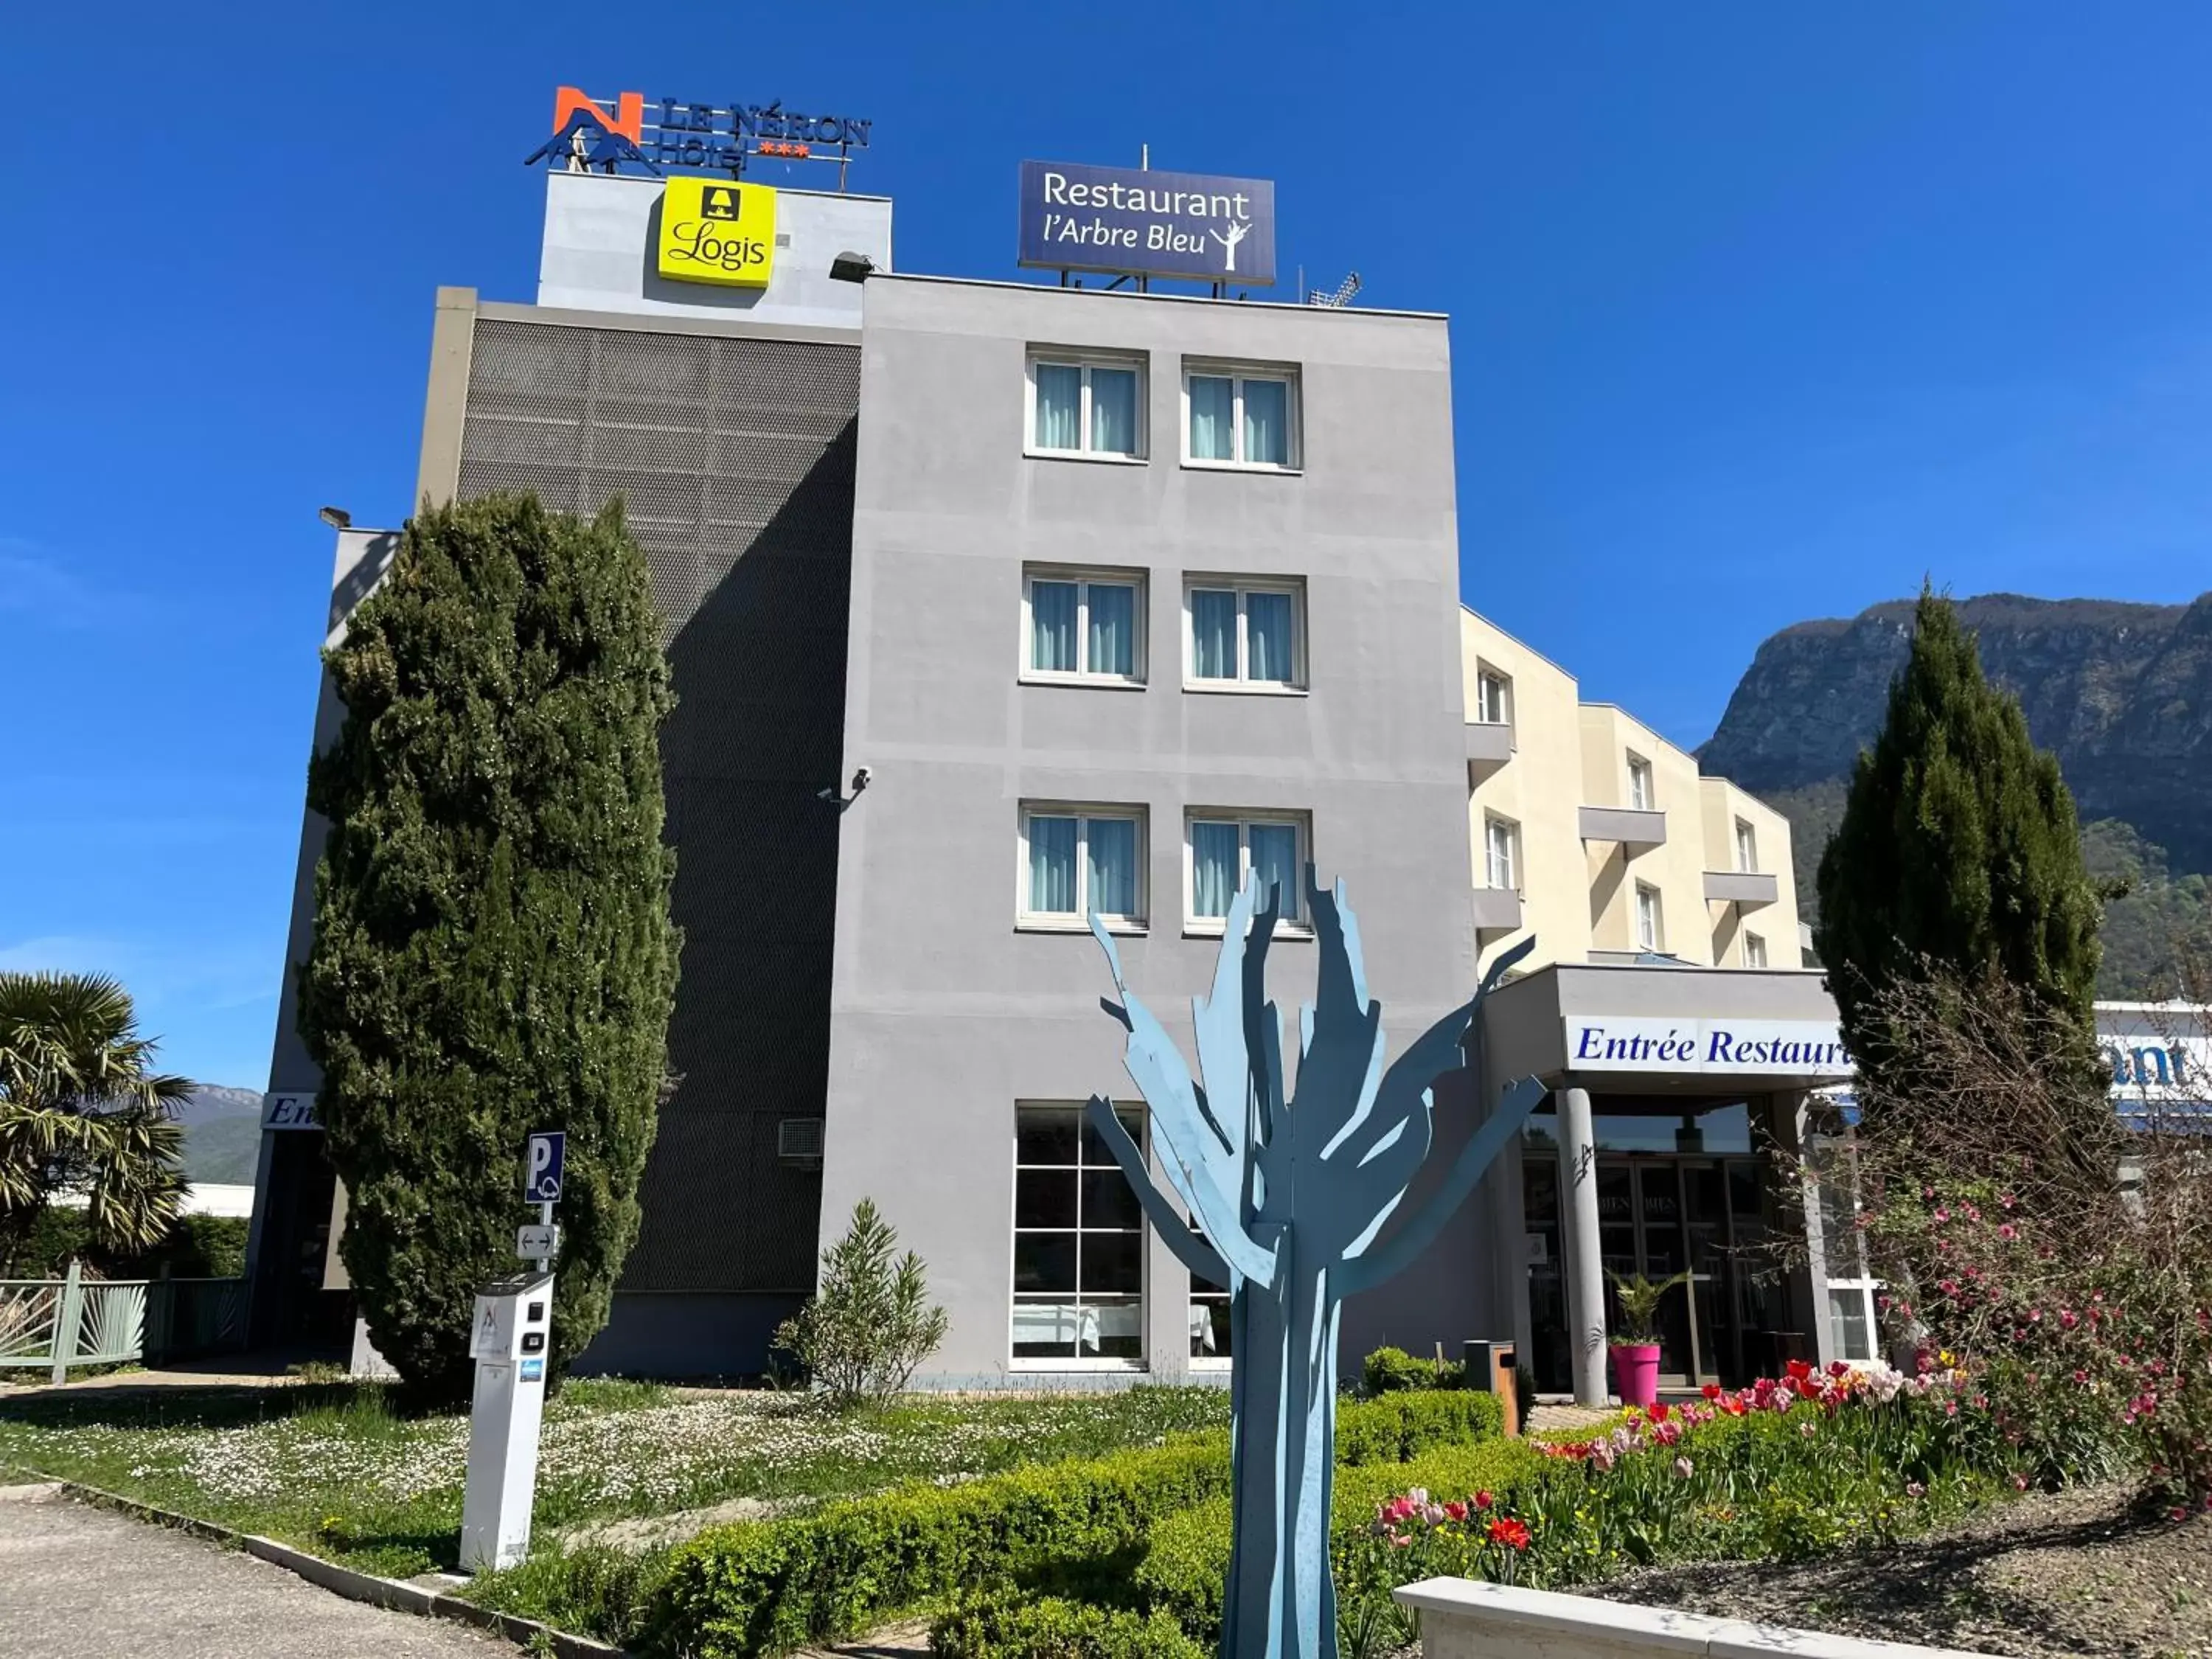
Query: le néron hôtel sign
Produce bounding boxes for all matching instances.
[1018,161,1276,286]
[656,178,779,288]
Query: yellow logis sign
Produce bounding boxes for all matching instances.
[656,178,778,288]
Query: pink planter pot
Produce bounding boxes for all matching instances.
[1610,1343,1661,1408]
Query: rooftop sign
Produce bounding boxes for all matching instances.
[1017,160,1276,287]
[529,88,872,188]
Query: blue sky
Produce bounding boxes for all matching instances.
[7,4,2212,1089]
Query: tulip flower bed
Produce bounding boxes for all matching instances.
[1075,1358,2044,1659]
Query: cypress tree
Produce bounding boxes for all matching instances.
[1815,586,2102,1093]
[299,494,679,1401]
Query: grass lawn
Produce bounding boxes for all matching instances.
[0,1378,1231,1579]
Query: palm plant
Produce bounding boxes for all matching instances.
[1607,1269,1691,1347]
[0,973,191,1275]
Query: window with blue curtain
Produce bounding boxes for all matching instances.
[1087,582,1135,678]
[1187,375,1235,462]
[1029,571,1143,680]
[1029,580,1078,673]
[1242,377,1290,467]
[1027,815,1079,914]
[1188,582,1300,686]
[1248,822,1301,921]
[1088,368,1138,456]
[1189,817,1305,925]
[1245,591,1294,682]
[1085,817,1138,917]
[1190,588,1237,680]
[1190,821,1241,918]
[1034,364,1082,451]
[1186,369,1296,466]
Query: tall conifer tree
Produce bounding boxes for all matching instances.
[1816,587,2102,1095]
[299,495,679,1399]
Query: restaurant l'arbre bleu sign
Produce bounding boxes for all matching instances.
[1565,1018,1854,1079]
[1018,161,1276,285]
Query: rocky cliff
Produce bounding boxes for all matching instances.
[1702,592,2212,875]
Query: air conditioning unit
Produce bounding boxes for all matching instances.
[777,1117,826,1168]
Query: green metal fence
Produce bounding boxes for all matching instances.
[0,1263,247,1382]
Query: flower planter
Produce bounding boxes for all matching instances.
[1610,1342,1661,1408]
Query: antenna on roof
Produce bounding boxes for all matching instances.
[1308,271,1363,309]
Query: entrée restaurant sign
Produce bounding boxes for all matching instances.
[1564,1018,1853,1079]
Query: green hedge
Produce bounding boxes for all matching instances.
[929,1592,1208,1659]
[1335,1389,1500,1463]
[1360,1344,1467,1394]
[1133,1439,1549,1642]
[642,1391,1503,1656]
[1,1208,250,1280]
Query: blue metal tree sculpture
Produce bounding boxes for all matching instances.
[1086,869,1544,1659]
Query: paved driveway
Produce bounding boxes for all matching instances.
[0,1486,515,1658]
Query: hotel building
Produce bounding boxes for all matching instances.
[247,164,1912,1403]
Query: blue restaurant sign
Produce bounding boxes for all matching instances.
[1018,161,1276,286]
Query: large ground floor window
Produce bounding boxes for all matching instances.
[1013,1103,1146,1363]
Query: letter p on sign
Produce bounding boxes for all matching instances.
[525,1133,566,1203]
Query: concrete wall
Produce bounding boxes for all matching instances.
[823,275,1484,1385]
[1397,1577,1989,1659]
[538,173,891,329]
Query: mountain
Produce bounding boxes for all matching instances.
[173,1085,264,1186]
[1702,592,2212,998]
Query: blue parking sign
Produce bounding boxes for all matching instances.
[525,1133,566,1203]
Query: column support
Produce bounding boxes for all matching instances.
[1557,1082,1608,1406]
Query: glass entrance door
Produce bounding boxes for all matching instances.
[1524,1150,1770,1391]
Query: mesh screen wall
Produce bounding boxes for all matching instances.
[457,318,859,1294]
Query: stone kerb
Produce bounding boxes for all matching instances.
[1392,1578,2008,1659]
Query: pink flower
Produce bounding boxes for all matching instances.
[1474,1490,1495,1511]
[1906,1481,1926,1498]
[1673,1456,1694,1480]
[2011,1474,2029,1492]
[1998,1224,2017,1242]
[1933,1207,1951,1223]
[1799,1422,1817,1439]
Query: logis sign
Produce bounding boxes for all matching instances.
[655,177,778,289]
[1017,160,1276,286]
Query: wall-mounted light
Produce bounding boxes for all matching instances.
[828,251,875,285]
[318,506,353,529]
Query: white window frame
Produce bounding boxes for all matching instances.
[1180,361,1302,472]
[1743,931,1767,969]
[1182,578,1307,693]
[1018,804,1148,934]
[1484,814,1520,894]
[1183,812,1312,936]
[1734,818,1758,874]
[1809,1134,1882,1367]
[1189,1220,1232,1368]
[1634,881,1663,953]
[1026,351,1147,462]
[1627,754,1656,812]
[1011,1101,1149,1371]
[1020,566,1147,687]
[1475,666,1514,728]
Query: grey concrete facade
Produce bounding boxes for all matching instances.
[819,275,1489,1386]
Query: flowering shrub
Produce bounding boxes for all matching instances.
[1834,970,2212,1513]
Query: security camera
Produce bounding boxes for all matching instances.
[851,765,872,793]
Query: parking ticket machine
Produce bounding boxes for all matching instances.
[459,1269,554,1571]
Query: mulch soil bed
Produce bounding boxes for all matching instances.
[1596,1485,2212,1658]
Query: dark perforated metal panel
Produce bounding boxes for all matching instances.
[457,319,858,1295]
